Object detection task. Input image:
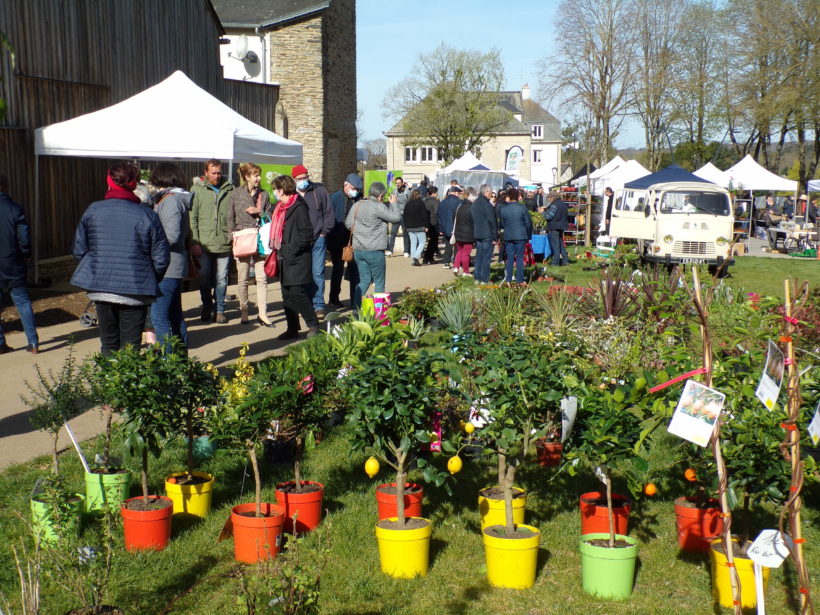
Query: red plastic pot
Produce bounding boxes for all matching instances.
[375,483,423,520]
[675,496,723,553]
[275,481,324,534]
[579,491,630,536]
[231,502,285,564]
[121,496,173,552]
[535,440,563,467]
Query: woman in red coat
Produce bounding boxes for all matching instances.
[270,175,319,340]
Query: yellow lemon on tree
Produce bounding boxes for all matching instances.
[364,456,380,478]
[464,422,475,435]
[644,483,657,496]
[447,456,463,475]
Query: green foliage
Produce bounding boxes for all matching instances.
[480,286,530,338]
[434,287,475,334]
[396,287,441,320]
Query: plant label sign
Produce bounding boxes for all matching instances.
[808,401,820,447]
[667,380,725,447]
[561,396,577,443]
[748,529,792,568]
[755,340,784,410]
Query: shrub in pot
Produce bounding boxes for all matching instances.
[207,344,285,563]
[467,337,572,589]
[340,344,457,578]
[568,376,654,599]
[90,345,177,551]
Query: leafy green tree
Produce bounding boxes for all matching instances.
[383,44,511,165]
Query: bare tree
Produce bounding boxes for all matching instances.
[540,0,634,167]
[382,44,511,165]
[629,0,684,170]
[363,138,386,170]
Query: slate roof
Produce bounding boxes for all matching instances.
[211,0,330,30]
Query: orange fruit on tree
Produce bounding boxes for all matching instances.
[644,483,657,496]
[684,468,697,482]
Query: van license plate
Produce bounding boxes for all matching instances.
[680,258,706,264]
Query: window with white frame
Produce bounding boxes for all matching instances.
[420,146,436,162]
[404,147,417,163]
[531,125,543,138]
[532,149,543,164]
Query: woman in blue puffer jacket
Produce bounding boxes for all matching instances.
[71,163,170,355]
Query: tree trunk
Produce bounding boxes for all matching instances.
[504,461,517,536]
[141,447,149,506]
[606,471,615,548]
[294,436,304,492]
[186,415,194,476]
[248,443,262,518]
[104,406,113,473]
[52,432,59,475]
[497,449,506,486]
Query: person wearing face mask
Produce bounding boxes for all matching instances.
[328,173,363,308]
[386,176,411,257]
[292,164,334,321]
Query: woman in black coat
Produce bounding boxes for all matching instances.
[270,175,319,340]
[452,188,476,276]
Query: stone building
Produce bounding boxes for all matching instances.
[385,85,562,187]
[212,0,357,189]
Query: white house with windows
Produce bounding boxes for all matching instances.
[385,85,562,186]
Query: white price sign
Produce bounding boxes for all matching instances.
[747,529,792,568]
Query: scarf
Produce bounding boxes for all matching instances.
[270,193,298,251]
[104,175,141,203]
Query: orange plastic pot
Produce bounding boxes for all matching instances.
[375,483,423,521]
[120,496,173,552]
[579,491,630,536]
[675,497,723,553]
[535,440,563,467]
[275,481,324,534]
[231,502,285,564]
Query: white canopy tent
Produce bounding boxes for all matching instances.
[434,152,517,191]
[439,151,489,174]
[590,159,650,196]
[807,179,820,192]
[693,162,729,187]
[571,155,625,188]
[31,70,302,280]
[723,155,797,192]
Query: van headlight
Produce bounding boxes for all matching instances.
[663,234,674,244]
[715,236,728,246]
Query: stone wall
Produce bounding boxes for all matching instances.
[268,0,357,189]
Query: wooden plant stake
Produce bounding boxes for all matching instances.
[687,266,742,615]
[779,279,814,615]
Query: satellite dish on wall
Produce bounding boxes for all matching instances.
[242,50,261,79]
[233,34,248,61]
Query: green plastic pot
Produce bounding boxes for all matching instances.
[579,533,639,599]
[31,494,84,544]
[84,469,131,512]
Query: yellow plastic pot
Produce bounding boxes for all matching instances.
[164,472,214,519]
[482,524,540,589]
[375,517,432,578]
[478,486,526,531]
[710,538,770,609]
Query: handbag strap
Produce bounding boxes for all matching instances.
[347,202,361,248]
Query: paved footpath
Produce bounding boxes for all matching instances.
[0,256,457,470]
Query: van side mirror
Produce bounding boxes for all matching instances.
[645,207,651,218]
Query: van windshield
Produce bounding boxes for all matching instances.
[660,191,730,215]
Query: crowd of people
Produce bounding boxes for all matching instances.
[0,161,574,357]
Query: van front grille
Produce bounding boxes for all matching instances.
[672,241,715,256]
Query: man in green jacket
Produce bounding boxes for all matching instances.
[190,159,233,323]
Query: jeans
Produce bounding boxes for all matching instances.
[95,302,147,355]
[549,230,568,265]
[310,235,327,311]
[453,242,473,273]
[198,251,230,314]
[388,218,410,254]
[409,231,426,259]
[0,286,38,348]
[353,250,386,310]
[474,238,494,282]
[505,240,526,283]
[150,277,187,351]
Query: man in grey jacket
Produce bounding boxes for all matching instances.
[345,182,401,310]
[387,176,411,257]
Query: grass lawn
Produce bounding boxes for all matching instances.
[1,423,819,614]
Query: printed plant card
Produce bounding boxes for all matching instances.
[748,529,793,568]
[808,401,820,446]
[668,380,725,447]
[755,340,784,410]
[561,396,577,443]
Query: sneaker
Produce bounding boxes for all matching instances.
[315,309,327,320]
[26,345,39,354]
[442,263,452,268]
[215,313,228,324]
[462,272,473,278]
[306,326,320,338]
[200,307,211,322]
[277,330,300,341]
[403,253,410,258]
[384,251,392,256]
[328,298,345,309]
[412,258,421,266]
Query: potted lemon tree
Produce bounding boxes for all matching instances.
[340,345,456,578]
[469,337,572,589]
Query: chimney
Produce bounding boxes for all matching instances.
[521,84,530,100]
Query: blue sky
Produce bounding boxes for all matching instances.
[355,0,644,149]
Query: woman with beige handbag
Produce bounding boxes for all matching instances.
[228,163,273,325]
